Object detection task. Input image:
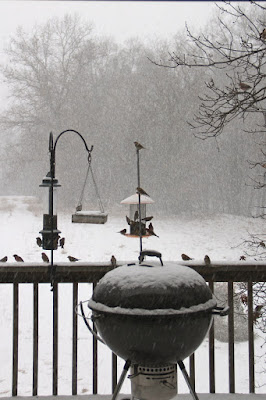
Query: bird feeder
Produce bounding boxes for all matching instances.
[39,174,61,250]
[120,193,154,236]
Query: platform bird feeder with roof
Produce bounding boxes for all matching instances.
[120,193,154,236]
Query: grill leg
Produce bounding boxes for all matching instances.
[111,359,131,400]
[178,361,199,400]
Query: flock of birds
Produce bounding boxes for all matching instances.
[0,236,80,263]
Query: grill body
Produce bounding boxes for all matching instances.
[89,262,216,365]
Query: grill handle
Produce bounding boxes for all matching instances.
[139,250,163,266]
[212,305,229,316]
[79,301,106,344]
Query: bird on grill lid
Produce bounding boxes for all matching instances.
[134,141,145,150]
[136,187,150,197]
[239,81,252,91]
[0,256,7,262]
[181,253,193,261]
[42,252,49,263]
[36,237,42,247]
[68,255,80,262]
[13,254,24,262]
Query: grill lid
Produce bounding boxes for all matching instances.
[92,262,214,311]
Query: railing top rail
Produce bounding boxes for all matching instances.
[0,260,265,283]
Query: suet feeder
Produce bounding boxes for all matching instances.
[120,193,154,236]
[39,174,61,250]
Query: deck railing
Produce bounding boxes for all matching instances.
[0,261,265,397]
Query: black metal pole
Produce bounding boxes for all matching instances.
[50,133,55,290]
[137,149,143,259]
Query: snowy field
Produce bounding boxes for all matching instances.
[0,196,265,397]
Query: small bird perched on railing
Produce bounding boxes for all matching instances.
[0,256,7,262]
[181,253,193,261]
[68,255,80,262]
[204,255,211,266]
[36,237,42,247]
[42,252,49,263]
[13,254,24,262]
[134,141,145,150]
[111,255,117,269]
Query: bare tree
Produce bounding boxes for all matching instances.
[152,1,266,378]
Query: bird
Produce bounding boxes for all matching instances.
[41,252,49,263]
[259,241,265,247]
[146,227,159,237]
[239,81,252,91]
[134,210,139,221]
[260,28,266,40]
[239,255,246,260]
[253,305,264,323]
[126,215,131,225]
[76,204,82,212]
[181,253,193,261]
[68,255,80,262]
[142,216,153,222]
[204,255,211,266]
[0,256,7,262]
[134,141,145,150]
[36,237,42,247]
[148,222,154,232]
[13,254,24,262]
[59,237,65,248]
[118,229,127,235]
[136,187,150,197]
[111,255,117,268]
[240,294,248,306]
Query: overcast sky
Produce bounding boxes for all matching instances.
[0,1,216,47]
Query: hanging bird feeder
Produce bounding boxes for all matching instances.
[72,147,108,224]
[120,193,154,236]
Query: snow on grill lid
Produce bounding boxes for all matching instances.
[92,263,214,311]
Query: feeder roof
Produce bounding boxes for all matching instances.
[120,193,154,204]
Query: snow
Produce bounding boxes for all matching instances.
[0,196,265,397]
[95,263,207,291]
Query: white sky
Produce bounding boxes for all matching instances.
[0,1,216,47]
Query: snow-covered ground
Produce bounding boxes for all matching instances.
[0,196,265,397]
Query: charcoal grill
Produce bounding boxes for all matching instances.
[80,252,228,400]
